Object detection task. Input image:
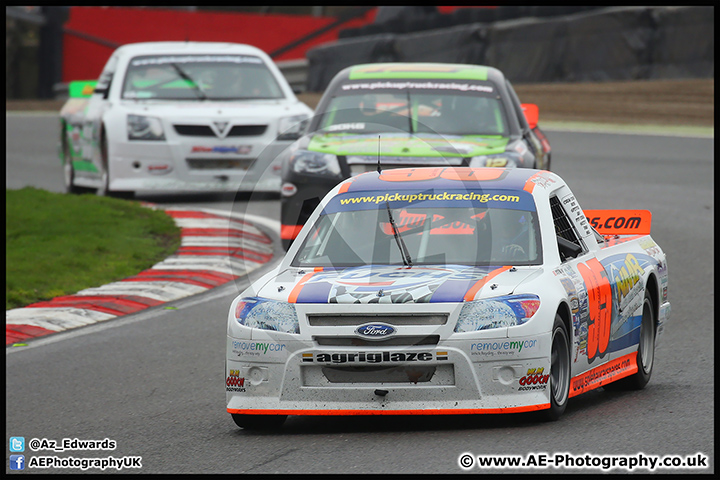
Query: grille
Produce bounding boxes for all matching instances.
[302,364,455,386]
[313,335,440,347]
[186,158,254,170]
[348,158,468,176]
[322,365,436,383]
[228,125,267,136]
[307,314,447,327]
[174,125,214,136]
[174,125,268,137]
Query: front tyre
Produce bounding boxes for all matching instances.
[63,140,86,194]
[541,314,571,421]
[97,131,134,199]
[604,289,655,391]
[231,414,287,430]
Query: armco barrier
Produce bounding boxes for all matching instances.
[306,6,714,91]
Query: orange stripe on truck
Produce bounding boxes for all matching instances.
[569,352,638,398]
[228,404,550,416]
[463,265,512,302]
[287,271,317,303]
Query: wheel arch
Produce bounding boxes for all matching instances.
[645,272,659,329]
[60,118,67,145]
[59,119,71,158]
[555,300,572,338]
[99,121,111,173]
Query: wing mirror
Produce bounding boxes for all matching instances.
[557,236,582,260]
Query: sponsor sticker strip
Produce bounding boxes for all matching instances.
[5,208,274,345]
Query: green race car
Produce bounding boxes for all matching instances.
[280,63,551,250]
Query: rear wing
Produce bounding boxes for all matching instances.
[584,209,652,236]
[68,80,97,98]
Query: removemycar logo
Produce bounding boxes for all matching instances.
[302,351,448,364]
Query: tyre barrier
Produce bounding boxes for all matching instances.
[310,6,714,91]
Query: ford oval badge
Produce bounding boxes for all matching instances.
[356,323,396,339]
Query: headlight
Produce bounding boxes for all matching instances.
[127,114,165,141]
[468,152,521,168]
[235,297,299,334]
[509,139,529,156]
[277,114,310,141]
[290,150,342,177]
[454,294,540,332]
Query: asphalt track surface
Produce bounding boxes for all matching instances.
[5,112,714,474]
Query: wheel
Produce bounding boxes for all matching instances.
[96,132,110,196]
[97,131,134,199]
[231,413,287,430]
[604,289,655,391]
[541,314,571,421]
[63,140,86,194]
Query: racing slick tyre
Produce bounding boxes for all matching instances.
[231,414,287,430]
[604,289,656,391]
[97,131,134,199]
[540,313,571,421]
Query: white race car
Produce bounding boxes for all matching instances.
[226,167,670,428]
[59,41,313,197]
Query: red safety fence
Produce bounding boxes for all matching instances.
[61,6,376,82]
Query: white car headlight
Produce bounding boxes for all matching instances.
[454,294,540,332]
[290,150,342,178]
[234,297,299,334]
[277,114,310,141]
[127,114,165,141]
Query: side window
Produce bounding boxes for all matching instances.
[550,195,587,261]
[94,54,119,100]
[505,80,529,131]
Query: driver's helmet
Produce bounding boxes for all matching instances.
[489,208,529,243]
[213,68,243,94]
[359,94,378,115]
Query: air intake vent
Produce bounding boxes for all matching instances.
[174,125,214,136]
[307,314,447,327]
[322,365,436,383]
[227,125,267,136]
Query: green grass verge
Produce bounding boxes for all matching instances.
[6,188,181,310]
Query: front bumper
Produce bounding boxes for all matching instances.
[226,327,552,415]
[108,138,293,193]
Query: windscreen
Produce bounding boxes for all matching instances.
[121,54,284,100]
[292,189,541,268]
[317,80,508,136]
